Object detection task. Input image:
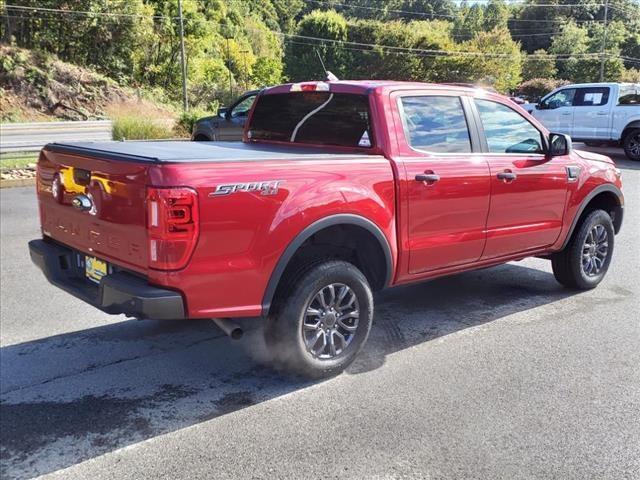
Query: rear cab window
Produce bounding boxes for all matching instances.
[247,91,373,148]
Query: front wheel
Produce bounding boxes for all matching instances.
[265,260,373,378]
[551,209,614,290]
[623,128,640,161]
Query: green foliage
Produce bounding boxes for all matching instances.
[285,10,349,81]
[453,28,523,92]
[175,108,211,136]
[522,49,557,81]
[453,3,485,41]
[550,20,626,82]
[621,68,640,82]
[517,78,571,101]
[112,115,175,140]
[483,0,509,31]
[0,152,39,170]
[3,0,640,113]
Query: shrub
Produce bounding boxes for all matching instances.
[111,115,174,141]
[516,78,571,102]
[175,109,211,137]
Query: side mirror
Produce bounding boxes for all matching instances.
[548,132,572,157]
[217,107,228,118]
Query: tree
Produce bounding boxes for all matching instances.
[453,27,523,92]
[622,34,640,70]
[285,10,349,81]
[484,0,509,30]
[522,49,557,80]
[550,20,625,82]
[453,4,485,41]
[517,78,570,101]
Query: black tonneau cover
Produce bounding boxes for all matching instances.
[44,141,376,164]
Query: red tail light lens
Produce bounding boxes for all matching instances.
[146,187,199,270]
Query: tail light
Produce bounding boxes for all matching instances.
[146,187,199,270]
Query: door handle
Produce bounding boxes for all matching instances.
[415,173,440,184]
[497,171,517,181]
[561,112,572,116]
[596,111,608,116]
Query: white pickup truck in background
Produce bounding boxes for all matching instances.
[524,83,640,161]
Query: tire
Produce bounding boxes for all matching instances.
[623,128,640,161]
[265,260,373,378]
[551,209,615,290]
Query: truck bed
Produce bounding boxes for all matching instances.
[45,141,377,163]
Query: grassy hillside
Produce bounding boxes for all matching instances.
[0,45,178,130]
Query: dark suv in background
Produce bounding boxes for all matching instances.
[191,89,260,141]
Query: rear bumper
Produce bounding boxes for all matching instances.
[29,239,185,320]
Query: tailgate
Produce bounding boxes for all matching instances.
[36,146,150,273]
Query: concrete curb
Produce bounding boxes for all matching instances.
[0,177,36,188]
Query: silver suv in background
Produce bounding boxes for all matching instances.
[191,90,260,141]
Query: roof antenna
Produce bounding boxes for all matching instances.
[315,48,339,82]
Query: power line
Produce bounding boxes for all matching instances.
[274,29,610,58]
[3,4,179,20]
[0,11,566,41]
[281,37,637,64]
[302,0,611,23]
[5,3,637,63]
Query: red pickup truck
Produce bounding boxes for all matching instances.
[29,80,624,378]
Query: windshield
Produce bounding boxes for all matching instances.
[247,92,373,148]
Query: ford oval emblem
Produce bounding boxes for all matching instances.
[72,194,94,213]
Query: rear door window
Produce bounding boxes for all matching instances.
[398,96,472,153]
[475,99,544,154]
[618,85,640,105]
[247,92,372,148]
[574,87,610,107]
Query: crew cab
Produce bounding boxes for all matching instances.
[29,81,624,378]
[524,82,640,160]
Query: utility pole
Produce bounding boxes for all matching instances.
[599,0,609,82]
[226,37,233,99]
[241,49,249,91]
[178,0,188,111]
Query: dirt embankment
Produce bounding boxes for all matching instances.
[0,44,173,122]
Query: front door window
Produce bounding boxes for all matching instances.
[475,99,544,154]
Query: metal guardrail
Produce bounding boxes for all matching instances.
[0,120,113,154]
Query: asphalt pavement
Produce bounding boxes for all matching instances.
[1,146,638,480]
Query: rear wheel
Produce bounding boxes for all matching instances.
[265,260,373,378]
[623,128,640,161]
[551,209,614,289]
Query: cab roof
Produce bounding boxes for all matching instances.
[262,80,495,97]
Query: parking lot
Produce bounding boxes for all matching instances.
[1,146,638,480]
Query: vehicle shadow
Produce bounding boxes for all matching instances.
[0,263,581,479]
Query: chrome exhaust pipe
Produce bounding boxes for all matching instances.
[213,318,243,340]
